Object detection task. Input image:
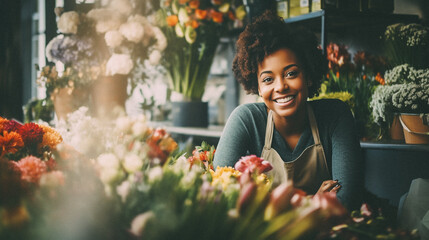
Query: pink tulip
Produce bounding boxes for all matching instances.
[234,155,272,175]
[312,192,347,218]
[265,181,295,219]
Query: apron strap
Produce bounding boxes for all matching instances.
[264,110,274,150]
[307,104,322,145]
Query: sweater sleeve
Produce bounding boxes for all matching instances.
[330,101,365,210]
[213,105,254,168]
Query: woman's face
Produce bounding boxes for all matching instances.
[257,48,310,119]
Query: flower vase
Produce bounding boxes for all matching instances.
[389,114,404,141]
[91,74,128,118]
[52,87,89,121]
[170,92,208,128]
[399,113,429,144]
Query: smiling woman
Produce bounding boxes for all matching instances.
[213,10,364,211]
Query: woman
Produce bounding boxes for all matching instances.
[213,11,364,210]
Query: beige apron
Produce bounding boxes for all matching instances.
[261,105,331,194]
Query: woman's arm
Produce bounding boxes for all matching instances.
[330,102,365,210]
[213,106,254,168]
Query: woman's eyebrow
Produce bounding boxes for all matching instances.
[259,64,298,77]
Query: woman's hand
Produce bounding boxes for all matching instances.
[317,180,341,194]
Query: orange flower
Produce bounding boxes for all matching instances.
[179,0,189,4]
[228,10,236,20]
[39,125,63,149]
[211,10,223,23]
[191,19,199,29]
[166,15,179,27]
[336,71,340,78]
[195,9,207,19]
[0,117,7,132]
[375,72,385,85]
[211,0,222,5]
[189,0,200,9]
[0,131,24,155]
[362,74,367,80]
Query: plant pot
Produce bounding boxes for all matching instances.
[91,74,128,118]
[52,87,89,121]
[399,113,429,144]
[390,114,405,141]
[171,101,208,128]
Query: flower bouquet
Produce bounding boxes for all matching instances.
[314,42,387,140]
[158,0,246,101]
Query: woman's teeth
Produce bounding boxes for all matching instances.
[275,96,294,103]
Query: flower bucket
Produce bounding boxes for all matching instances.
[399,113,429,144]
[171,101,208,128]
[390,114,405,141]
[52,87,89,121]
[91,74,128,118]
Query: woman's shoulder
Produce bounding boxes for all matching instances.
[228,102,267,124]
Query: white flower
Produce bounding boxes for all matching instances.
[178,8,190,24]
[106,54,133,76]
[130,211,154,237]
[116,180,131,202]
[113,144,128,159]
[132,120,148,137]
[105,30,124,48]
[123,153,143,173]
[100,168,122,184]
[115,116,133,133]
[109,0,133,16]
[152,27,167,51]
[120,21,144,43]
[57,11,80,34]
[148,50,162,65]
[87,9,124,33]
[175,24,184,38]
[97,153,121,170]
[148,166,163,182]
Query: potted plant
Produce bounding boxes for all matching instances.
[370,23,429,143]
[157,0,246,127]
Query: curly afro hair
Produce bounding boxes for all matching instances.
[232,11,328,98]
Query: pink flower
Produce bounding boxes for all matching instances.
[312,192,347,218]
[234,155,272,175]
[15,156,47,184]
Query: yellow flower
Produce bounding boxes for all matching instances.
[210,166,241,190]
[39,125,63,149]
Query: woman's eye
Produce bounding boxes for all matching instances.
[285,70,298,78]
[262,77,273,83]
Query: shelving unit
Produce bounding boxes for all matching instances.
[283,9,420,53]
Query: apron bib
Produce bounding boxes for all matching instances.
[261,105,331,194]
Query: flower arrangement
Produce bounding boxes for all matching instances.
[370,23,429,132]
[0,113,419,239]
[383,23,429,69]
[315,42,387,139]
[44,0,167,97]
[157,0,246,100]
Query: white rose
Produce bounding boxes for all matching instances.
[123,153,143,173]
[105,30,124,48]
[116,180,131,202]
[97,153,121,170]
[57,11,80,34]
[130,212,154,237]
[120,21,144,43]
[148,50,162,65]
[109,0,133,16]
[105,54,133,76]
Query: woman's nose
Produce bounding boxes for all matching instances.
[275,78,288,92]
